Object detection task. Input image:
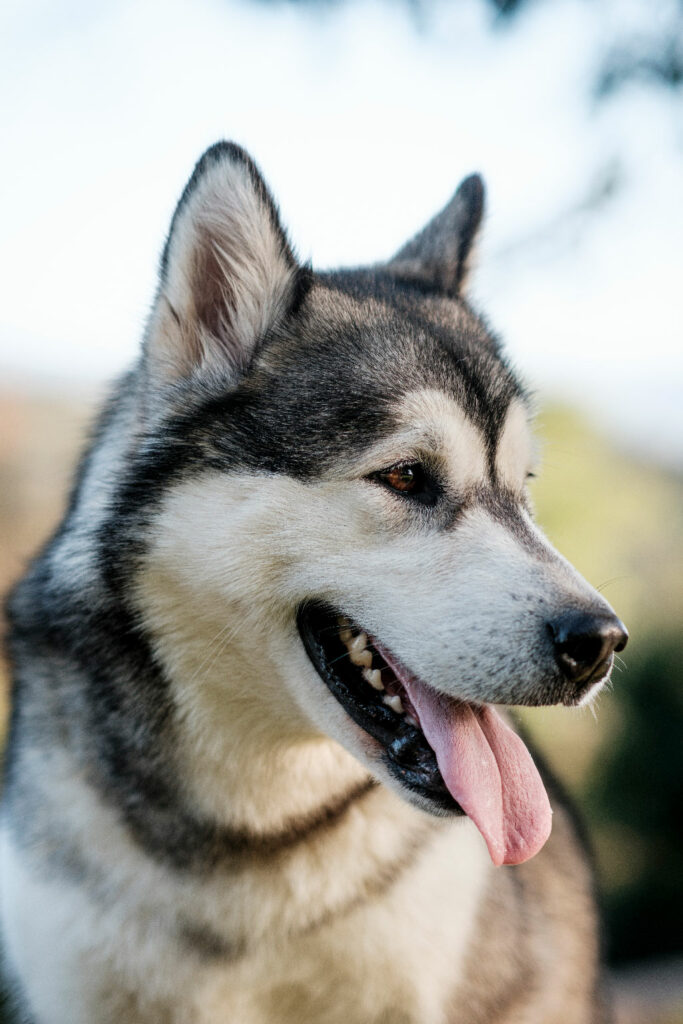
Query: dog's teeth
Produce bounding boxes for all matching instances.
[363,668,384,691]
[383,694,404,714]
[349,633,372,668]
[405,712,419,728]
[349,632,367,654]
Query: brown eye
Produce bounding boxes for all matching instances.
[381,465,419,493]
[372,463,440,506]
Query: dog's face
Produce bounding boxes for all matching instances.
[135,144,626,865]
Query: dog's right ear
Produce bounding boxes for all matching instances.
[387,174,485,296]
[145,142,301,384]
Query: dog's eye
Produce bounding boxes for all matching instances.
[372,463,439,505]
[382,465,420,492]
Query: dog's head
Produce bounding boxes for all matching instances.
[136,143,627,865]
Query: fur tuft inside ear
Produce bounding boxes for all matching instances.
[146,142,300,383]
[388,173,485,296]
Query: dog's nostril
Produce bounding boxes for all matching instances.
[613,628,629,654]
[548,611,628,686]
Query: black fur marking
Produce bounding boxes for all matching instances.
[178,921,245,962]
[319,270,525,456]
[0,970,35,1024]
[205,777,378,861]
[452,174,486,293]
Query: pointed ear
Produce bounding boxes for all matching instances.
[145,142,300,382]
[387,174,485,296]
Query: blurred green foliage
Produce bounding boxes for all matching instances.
[589,633,683,964]
[523,404,683,967]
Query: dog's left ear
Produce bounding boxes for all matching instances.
[145,142,301,383]
[387,174,485,296]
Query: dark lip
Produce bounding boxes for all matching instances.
[296,601,463,815]
[566,656,614,705]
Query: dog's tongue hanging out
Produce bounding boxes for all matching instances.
[403,679,553,866]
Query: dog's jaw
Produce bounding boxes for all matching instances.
[297,602,553,866]
[297,602,459,812]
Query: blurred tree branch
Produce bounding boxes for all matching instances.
[596,27,683,97]
[254,0,683,100]
[491,160,622,265]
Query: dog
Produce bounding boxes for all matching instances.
[1,142,628,1023]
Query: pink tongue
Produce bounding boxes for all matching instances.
[404,680,552,866]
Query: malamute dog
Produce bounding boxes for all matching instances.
[1,143,628,1023]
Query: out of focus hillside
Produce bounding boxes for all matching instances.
[0,389,97,613]
[0,388,681,1022]
[522,404,683,988]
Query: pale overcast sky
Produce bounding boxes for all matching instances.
[1,0,681,464]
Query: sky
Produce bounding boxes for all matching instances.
[1,0,681,465]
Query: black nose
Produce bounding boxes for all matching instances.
[549,610,628,687]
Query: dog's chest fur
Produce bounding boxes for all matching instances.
[1,745,491,1024]
[1,713,600,1024]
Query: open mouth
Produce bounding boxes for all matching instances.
[297,601,553,867]
[297,601,460,813]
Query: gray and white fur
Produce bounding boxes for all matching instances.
[1,142,627,1023]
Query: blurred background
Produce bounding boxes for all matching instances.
[1,0,681,1021]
